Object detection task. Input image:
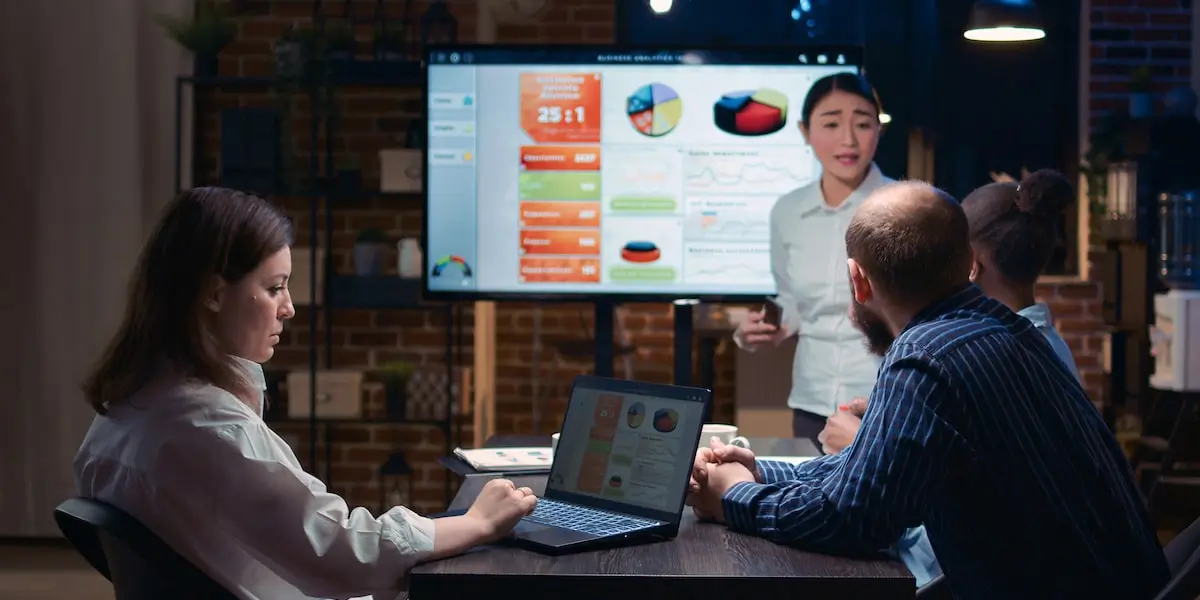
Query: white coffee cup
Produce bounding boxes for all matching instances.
[551,432,560,456]
[700,423,750,450]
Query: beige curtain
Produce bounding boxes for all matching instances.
[0,0,188,537]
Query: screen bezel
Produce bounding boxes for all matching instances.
[421,43,866,303]
[543,374,711,525]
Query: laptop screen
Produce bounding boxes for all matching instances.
[547,380,705,515]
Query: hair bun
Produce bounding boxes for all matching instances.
[1016,169,1073,218]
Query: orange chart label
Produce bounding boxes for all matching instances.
[519,73,602,144]
[520,201,601,228]
[519,229,600,256]
[520,145,601,171]
[519,257,601,283]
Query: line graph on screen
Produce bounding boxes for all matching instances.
[684,196,774,241]
[683,243,771,284]
[683,146,815,197]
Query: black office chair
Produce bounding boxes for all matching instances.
[914,515,1200,600]
[54,497,237,600]
[1154,515,1200,600]
[915,574,951,600]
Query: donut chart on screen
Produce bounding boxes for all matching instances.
[621,241,661,263]
[626,83,683,137]
[713,88,789,136]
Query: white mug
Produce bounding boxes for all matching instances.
[551,425,747,459]
[700,423,750,451]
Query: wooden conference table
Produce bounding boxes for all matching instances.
[413,437,915,599]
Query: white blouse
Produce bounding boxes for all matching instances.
[73,356,435,600]
[737,165,892,417]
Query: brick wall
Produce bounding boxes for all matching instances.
[1088,0,1193,124]
[202,0,1119,515]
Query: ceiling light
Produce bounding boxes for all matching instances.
[964,0,1045,42]
[649,0,673,14]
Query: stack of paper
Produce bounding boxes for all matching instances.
[452,447,554,472]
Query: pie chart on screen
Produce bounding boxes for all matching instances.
[627,83,683,137]
[713,88,789,136]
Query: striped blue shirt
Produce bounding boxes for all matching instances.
[722,284,1169,600]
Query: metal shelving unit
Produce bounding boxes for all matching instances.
[171,18,461,504]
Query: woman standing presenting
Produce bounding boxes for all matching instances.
[734,73,890,445]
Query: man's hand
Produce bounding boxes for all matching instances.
[817,406,863,455]
[688,437,762,521]
[686,460,756,523]
[690,437,760,494]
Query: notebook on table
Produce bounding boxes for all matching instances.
[451,447,553,472]
[506,375,711,555]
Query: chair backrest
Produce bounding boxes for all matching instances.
[54,498,237,600]
[1155,515,1200,600]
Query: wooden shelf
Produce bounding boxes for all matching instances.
[327,275,428,310]
[179,61,422,90]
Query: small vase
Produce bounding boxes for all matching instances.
[354,243,387,276]
[1129,92,1153,119]
[274,42,306,80]
[397,238,422,279]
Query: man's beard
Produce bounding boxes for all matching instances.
[849,298,895,357]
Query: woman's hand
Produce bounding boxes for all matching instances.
[464,478,538,543]
[735,310,790,348]
[817,403,865,455]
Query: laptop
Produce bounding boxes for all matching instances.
[507,375,711,554]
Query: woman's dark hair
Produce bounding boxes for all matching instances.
[800,73,884,128]
[962,169,1074,285]
[83,187,292,415]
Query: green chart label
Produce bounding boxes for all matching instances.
[519,172,602,201]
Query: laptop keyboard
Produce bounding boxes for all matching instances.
[527,498,659,536]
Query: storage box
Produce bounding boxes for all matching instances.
[380,149,422,193]
[286,370,364,419]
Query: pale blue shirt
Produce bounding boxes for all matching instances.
[891,302,1082,587]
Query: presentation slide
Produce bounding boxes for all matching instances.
[425,47,859,299]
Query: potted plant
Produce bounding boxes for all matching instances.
[1079,115,1127,246]
[325,22,357,61]
[156,0,237,77]
[373,23,409,62]
[1129,66,1153,119]
[275,24,314,80]
[378,361,416,420]
[354,229,390,276]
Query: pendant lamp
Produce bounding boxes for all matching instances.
[964,0,1045,42]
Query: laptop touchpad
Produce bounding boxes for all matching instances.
[512,519,596,544]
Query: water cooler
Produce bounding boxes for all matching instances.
[1149,191,1200,392]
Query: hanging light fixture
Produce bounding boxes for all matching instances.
[964,0,1045,42]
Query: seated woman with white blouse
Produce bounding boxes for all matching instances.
[73,187,536,600]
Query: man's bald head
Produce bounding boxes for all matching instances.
[845,181,973,306]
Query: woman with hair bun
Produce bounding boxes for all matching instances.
[961,168,1080,380]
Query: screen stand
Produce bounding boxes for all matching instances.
[593,300,615,378]
[675,300,711,422]
[673,300,697,387]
